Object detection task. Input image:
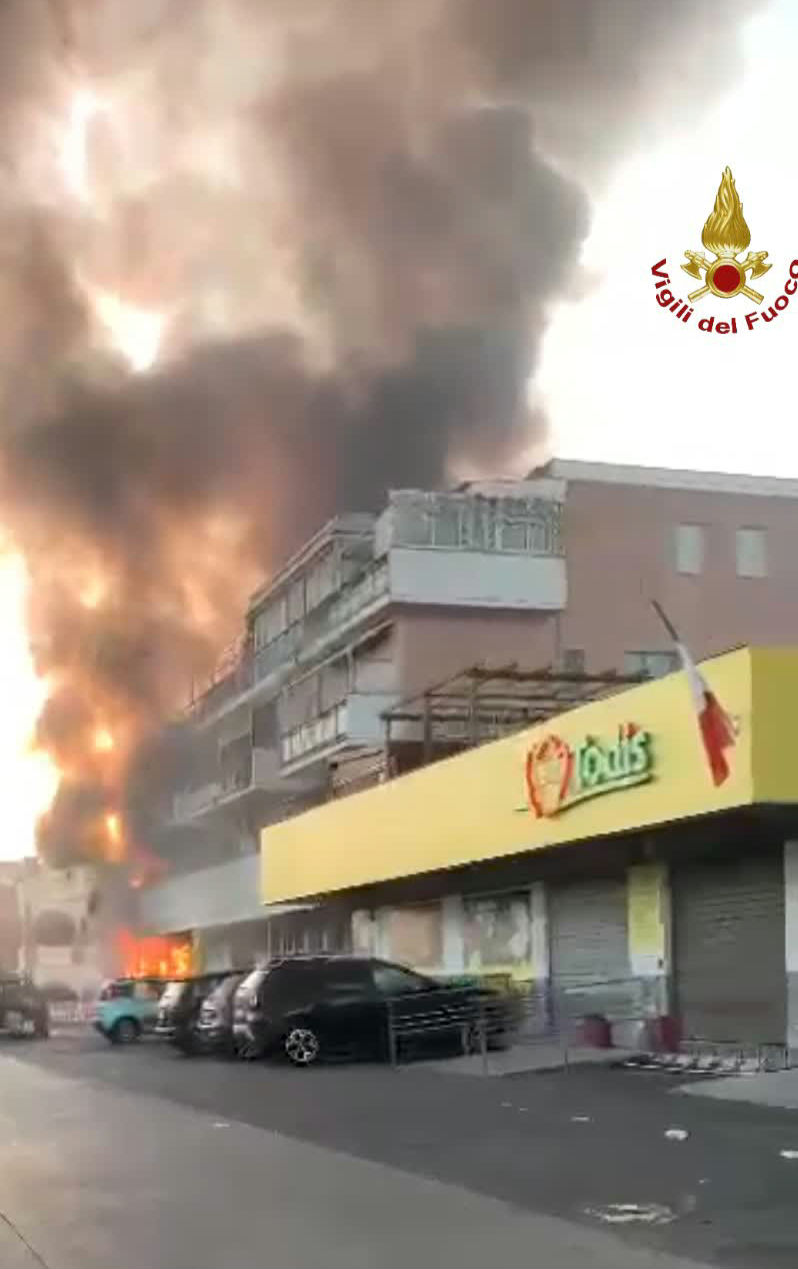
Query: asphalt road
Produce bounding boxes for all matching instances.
[4,1026,798,1268]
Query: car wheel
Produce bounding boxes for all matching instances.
[110,1017,140,1045]
[284,1026,321,1067]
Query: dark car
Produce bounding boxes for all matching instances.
[194,971,247,1055]
[0,974,49,1039]
[155,973,236,1053]
[232,955,514,1066]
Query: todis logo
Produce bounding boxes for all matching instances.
[651,166,797,336]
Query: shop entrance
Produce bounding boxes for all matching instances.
[672,852,785,1046]
[548,877,635,1022]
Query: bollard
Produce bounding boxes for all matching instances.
[479,1001,489,1076]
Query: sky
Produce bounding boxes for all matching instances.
[540,0,798,475]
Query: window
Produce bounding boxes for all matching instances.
[431,506,460,547]
[500,520,527,550]
[259,598,288,647]
[372,962,431,996]
[395,507,432,546]
[287,579,305,624]
[674,523,705,575]
[305,554,336,612]
[133,981,162,1002]
[561,648,585,674]
[253,613,268,651]
[322,962,373,998]
[736,527,767,578]
[625,650,680,679]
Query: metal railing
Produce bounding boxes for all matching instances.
[385,976,668,1072]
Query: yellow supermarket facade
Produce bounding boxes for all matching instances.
[261,646,798,904]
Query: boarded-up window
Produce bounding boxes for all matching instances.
[383,905,442,970]
[463,893,532,972]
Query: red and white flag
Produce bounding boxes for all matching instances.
[651,602,736,786]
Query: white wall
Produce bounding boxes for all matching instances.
[388,548,566,610]
[138,855,264,935]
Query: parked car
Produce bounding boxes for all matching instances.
[232,955,515,1066]
[155,973,237,1053]
[194,971,248,1055]
[0,974,49,1039]
[92,977,166,1044]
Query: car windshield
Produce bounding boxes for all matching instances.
[210,974,244,1003]
[98,981,133,1001]
[160,981,188,1005]
[236,970,267,996]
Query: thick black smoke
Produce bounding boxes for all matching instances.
[0,0,761,863]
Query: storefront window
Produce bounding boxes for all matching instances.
[463,893,532,973]
[383,905,443,970]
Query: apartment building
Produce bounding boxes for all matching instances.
[137,460,798,970]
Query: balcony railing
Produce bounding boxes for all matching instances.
[281,703,348,765]
[185,650,254,724]
[279,691,399,767]
[254,559,390,685]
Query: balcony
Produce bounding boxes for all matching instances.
[184,651,254,728]
[254,560,390,685]
[280,691,398,772]
[171,746,319,824]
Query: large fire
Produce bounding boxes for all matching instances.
[117,929,193,980]
[14,79,174,868]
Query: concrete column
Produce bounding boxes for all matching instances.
[530,883,549,981]
[627,862,671,1024]
[442,896,465,975]
[783,842,798,1056]
[351,909,378,956]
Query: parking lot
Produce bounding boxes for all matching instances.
[6,1023,798,1268]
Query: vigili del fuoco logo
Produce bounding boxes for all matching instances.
[651,166,797,334]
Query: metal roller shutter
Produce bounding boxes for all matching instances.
[673,855,785,1045]
[549,878,634,1020]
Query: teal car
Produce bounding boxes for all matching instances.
[92,978,166,1044]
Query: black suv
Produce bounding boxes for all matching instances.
[232,955,513,1065]
[0,974,49,1039]
[155,973,237,1053]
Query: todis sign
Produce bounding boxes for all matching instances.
[521,723,653,819]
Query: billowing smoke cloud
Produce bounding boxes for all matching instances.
[0,0,760,864]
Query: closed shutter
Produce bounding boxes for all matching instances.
[673,854,785,1045]
[549,879,634,1020]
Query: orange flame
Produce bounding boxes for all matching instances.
[93,727,114,753]
[116,929,193,980]
[104,811,124,863]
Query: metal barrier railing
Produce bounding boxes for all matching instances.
[385,976,670,1072]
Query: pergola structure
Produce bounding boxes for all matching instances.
[381,663,650,767]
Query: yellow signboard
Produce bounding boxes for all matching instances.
[261,646,795,903]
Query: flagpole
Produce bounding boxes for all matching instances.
[650,599,680,644]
